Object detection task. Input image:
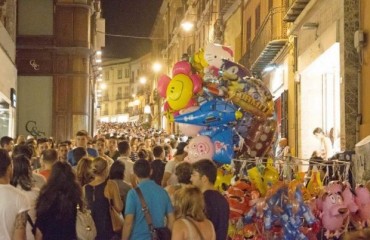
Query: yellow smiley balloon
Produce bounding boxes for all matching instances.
[166,74,194,111]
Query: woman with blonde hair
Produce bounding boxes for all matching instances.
[84,157,123,239]
[171,185,215,240]
[76,156,94,186]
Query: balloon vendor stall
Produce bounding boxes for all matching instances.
[156,43,370,240]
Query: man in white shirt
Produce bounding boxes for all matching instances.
[0,149,30,240]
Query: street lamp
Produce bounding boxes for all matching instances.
[139,76,147,85]
[181,21,194,32]
[152,62,162,73]
[100,83,107,90]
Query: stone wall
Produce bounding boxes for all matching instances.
[342,0,360,149]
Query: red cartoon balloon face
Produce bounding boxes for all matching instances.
[185,136,214,163]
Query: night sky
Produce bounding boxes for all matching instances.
[101,0,163,59]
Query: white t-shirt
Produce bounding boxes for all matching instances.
[164,160,179,186]
[17,186,40,240]
[0,184,30,240]
[118,156,135,184]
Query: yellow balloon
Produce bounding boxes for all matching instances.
[306,166,323,197]
[263,166,279,188]
[166,74,194,111]
[214,165,233,192]
[248,167,266,195]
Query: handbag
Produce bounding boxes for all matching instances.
[135,187,171,240]
[107,180,124,232]
[76,205,97,240]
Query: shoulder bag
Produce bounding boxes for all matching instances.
[106,180,124,232]
[135,187,171,240]
[76,205,97,240]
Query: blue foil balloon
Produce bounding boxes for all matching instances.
[174,99,241,127]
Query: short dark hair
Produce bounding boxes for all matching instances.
[73,147,87,164]
[133,159,150,178]
[109,161,125,180]
[76,130,88,137]
[192,159,217,184]
[137,149,148,160]
[0,149,11,177]
[0,136,13,148]
[152,145,164,158]
[41,149,58,164]
[37,138,48,145]
[118,141,130,155]
[175,162,192,184]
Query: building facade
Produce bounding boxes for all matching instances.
[0,0,17,137]
[16,0,105,141]
[97,53,162,129]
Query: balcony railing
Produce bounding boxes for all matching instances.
[116,94,122,100]
[219,0,236,17]
[249,7,288,73]
[283,0,310,22]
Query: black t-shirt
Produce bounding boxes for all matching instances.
[150,159,166,185]
[36,200,77,240]
[204,190,230,240]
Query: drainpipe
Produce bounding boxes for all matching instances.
[356,0,363,143]
[293,35,299,157]
[240,0,244,58]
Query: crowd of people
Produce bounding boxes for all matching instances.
[0,126,229,240]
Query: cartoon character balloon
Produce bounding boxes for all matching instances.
[321,192,348,238]
[201,127,235,164]
[204,43,233,79]
[184,135,214,163]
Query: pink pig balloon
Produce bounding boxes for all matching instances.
[184,135,214,163]
[341,185,359,214]
[326,181,343,194]
[354,186,370,222]
[178,106,203,137]
[321,192,348,231]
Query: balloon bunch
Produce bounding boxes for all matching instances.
[157,43,277,164]
[243,181,320,240]
[310,181,370,237]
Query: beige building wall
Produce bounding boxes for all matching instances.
[17,76,53,137]
[18,0,53,35]
[223,4,242,61]
[0,0,17,137]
